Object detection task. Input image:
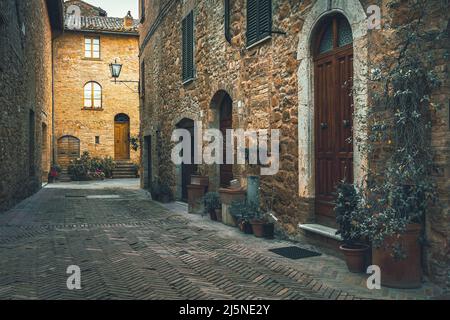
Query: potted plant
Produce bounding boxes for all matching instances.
[150,180,161,201]
[229,200,252,234]
[247,201,266,238]
[48,164,61,183]
[334,181,368,273]
[159,182,173,203]
[203,192,221,221]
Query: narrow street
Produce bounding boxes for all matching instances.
[0,180,442,300]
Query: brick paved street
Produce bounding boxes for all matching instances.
[0,180,445,300]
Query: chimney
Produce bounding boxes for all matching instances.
[123,11,133,29]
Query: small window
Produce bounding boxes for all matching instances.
[316,15,353,56]
[246,0,272,47]
[140,0,145,22]
[224,0,231,43]
[84,82,102,109]
[85,37,100,58]
[182,11,195,83]
[95,136,100,144]
[140,61,145,98]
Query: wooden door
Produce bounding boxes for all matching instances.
[114,122,130,160]
[314,15,354,226]
[57,136,80,168]
[220,95,233,187]
[177,119,196,202]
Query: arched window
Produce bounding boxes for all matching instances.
[316,15,353,55]
[84,82,102,108]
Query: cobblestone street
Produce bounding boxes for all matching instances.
[0,180,445,300]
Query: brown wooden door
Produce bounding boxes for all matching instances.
[57,136,80,168]
[314,15,354,226]
[114,122,130,160]
[177,118,196,202]
[220,95,233,187]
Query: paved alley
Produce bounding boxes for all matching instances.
[0,180,444,300]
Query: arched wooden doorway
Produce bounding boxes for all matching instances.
[114,113,130,160]
[219,94,233,187]
[176,118,196,202]
[57,135,80,168]
[314,14,354,226]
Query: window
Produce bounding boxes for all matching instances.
[246,0,272,47]
[140,61,145,98]
[182,11,195,83]
[84,37,100,58]
[95,136,100,144]
[84,82,102,109]
[316,16,353,55]
[224,0,231,43]
[140,0,145,22]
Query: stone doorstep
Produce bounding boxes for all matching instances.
[298,223,343,241]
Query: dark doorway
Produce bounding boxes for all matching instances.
[314,14,354,226]
[57,135,80,168]
[219,94,233,187]
[144,135,152,189]
[176,118,196,202]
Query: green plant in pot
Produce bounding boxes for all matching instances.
[334,181,368,273]
[159,182,173,203]
[353,0,443,288]
[229,200,253,234]
[203,192,221,221]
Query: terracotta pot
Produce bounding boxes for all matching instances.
[239,220,253,234]
[190,175,209,187]
[263,223,274,239]
[372,223,422,288]
[340,244,369,273]
[215,208,222,222]
[209,209,217,221]
[251,219,265,237]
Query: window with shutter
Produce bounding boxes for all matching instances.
[224,0,231,43]
[246,0,272,47]
[182,11,195,83]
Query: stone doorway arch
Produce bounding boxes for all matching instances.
[296,0,368,202]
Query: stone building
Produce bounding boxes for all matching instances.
[139,0,449,288]
[0,0,64,212]
[53,0,140,169]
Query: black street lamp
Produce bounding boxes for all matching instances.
[109,59,140,94]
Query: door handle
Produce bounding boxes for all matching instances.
[320,122,328,129]
[343,120,351,128]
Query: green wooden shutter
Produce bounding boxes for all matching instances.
[224,0,231,43]
[258,0,272,39]
[246,0,259,46]
[246,0,272,47]
[182,11,194,82]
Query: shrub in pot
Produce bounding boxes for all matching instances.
[229,200,254,234]
[203,192,221,221]
[334,181,368,273]
[159,182,173,203]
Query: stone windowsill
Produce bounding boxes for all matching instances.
[246,35,272,50]
[298,223,342,241]
[81,107,104,111]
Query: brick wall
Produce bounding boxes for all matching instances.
[0,0,54,212]
[53,31,140,164]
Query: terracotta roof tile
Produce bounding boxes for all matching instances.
[64,15,139,33]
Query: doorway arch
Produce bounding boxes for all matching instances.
[313,14,354,225]
[57,135,80,168]
[296,0,368,217]
[114,113,130,160]
[176,118,196,202]
[210,90,233,188]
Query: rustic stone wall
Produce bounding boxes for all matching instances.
[0,0,54,212]
[139,0,449,288]
[53,31,140,164]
